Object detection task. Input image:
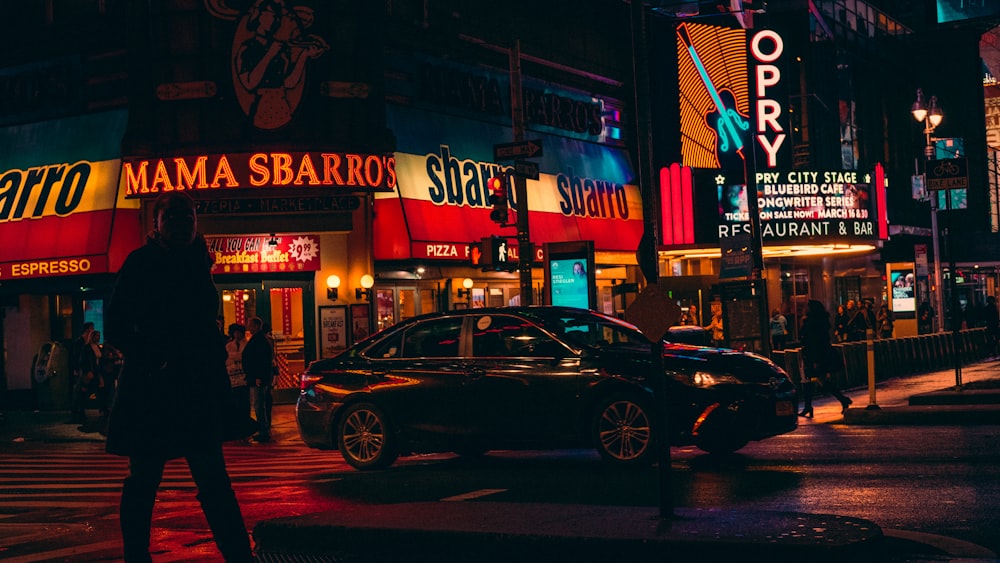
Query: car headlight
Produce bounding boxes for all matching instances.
[690,371,742,387]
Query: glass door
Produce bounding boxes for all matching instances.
[217,279,315,395]
[265,281,315,392]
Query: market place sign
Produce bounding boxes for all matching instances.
[123,151,396,197]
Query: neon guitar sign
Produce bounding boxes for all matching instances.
[677,23,749,171]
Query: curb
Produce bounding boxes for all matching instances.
[843,404,1000,425]
[252,502,885,563]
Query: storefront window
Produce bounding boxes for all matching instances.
[375,288,395,331]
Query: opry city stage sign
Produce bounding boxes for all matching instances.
[717,170,877,241]
[123,151,396,197]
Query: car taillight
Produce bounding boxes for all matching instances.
[300,373,323,390]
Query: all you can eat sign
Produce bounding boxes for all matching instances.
[207,234,320,275]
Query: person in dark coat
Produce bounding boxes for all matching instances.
[243,316,274,442]
[104,192,252,562]
[798,299,852,418]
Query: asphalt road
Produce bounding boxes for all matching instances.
[3,362,1000,561]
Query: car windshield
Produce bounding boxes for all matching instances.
[526,308,650,351]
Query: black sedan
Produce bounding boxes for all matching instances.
[296,306,797,470]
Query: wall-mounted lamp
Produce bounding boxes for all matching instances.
[267,233,278,247]
[457,277,474,298]
[356,274,375,300]
[326,274,341,301]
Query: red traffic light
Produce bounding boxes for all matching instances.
[487,172,508,224]
[487,173,506,201]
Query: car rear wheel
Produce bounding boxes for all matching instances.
[592,394,654,465]
[337,402,398,470]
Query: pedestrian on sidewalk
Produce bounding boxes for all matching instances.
[243,316,274,442]
[798,299,852,418]
[705,305,725,348]
[68,321,95,424]
[876,303,894,339]
[104,191,253,562]
[918,300,935,334]
[769,308,788,351]
[985,295,999,356]
[226,323,251,440]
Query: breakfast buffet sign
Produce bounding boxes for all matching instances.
[206,234,320,275]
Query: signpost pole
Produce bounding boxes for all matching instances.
[945,193,963,387]
[925,157,968,387]
[509,38,533,305]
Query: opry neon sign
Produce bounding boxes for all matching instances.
[123,151,396,197]
[751,30,785,168]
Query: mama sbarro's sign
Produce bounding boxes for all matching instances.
[123,151,396,197]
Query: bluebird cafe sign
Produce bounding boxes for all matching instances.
[717,170,877,241]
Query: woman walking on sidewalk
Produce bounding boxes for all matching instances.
[799,299,852,417]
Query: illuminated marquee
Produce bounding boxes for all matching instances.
[717,170,877,241]
[123,151,396,197]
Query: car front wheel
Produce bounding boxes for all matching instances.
[337,402,398,470]
[592,394,654,465]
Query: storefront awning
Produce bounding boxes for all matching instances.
[0,110,140,281]
[375,107,644,263]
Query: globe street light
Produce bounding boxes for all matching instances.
[911,88,944,333]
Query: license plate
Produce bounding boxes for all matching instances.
[775,401,795,416]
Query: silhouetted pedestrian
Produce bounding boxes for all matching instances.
[798,299,852,417]
[876,303,894,339]
[985,296,999,356]
[104,191,253,562]
[68,321,95,424]
[918,300,935,334]
[243,316,274,442]
[226,323,251,439]
[769,308,788,351]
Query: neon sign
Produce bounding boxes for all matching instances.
[750,30,786,168]
[123,151,396,197]
[677,23,749,171]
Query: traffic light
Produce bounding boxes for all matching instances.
[487,172,508,224]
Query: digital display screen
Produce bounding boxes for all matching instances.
[715,170,877,242]
[938,0,1000,24]
[549,258,590,310]
[890,269,915,313]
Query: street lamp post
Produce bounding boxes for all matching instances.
[911,89,963,387]
[911,89,944,333]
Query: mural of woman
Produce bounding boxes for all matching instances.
[208,0,329,130]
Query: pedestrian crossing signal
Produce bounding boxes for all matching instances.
[487,172,508,224]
